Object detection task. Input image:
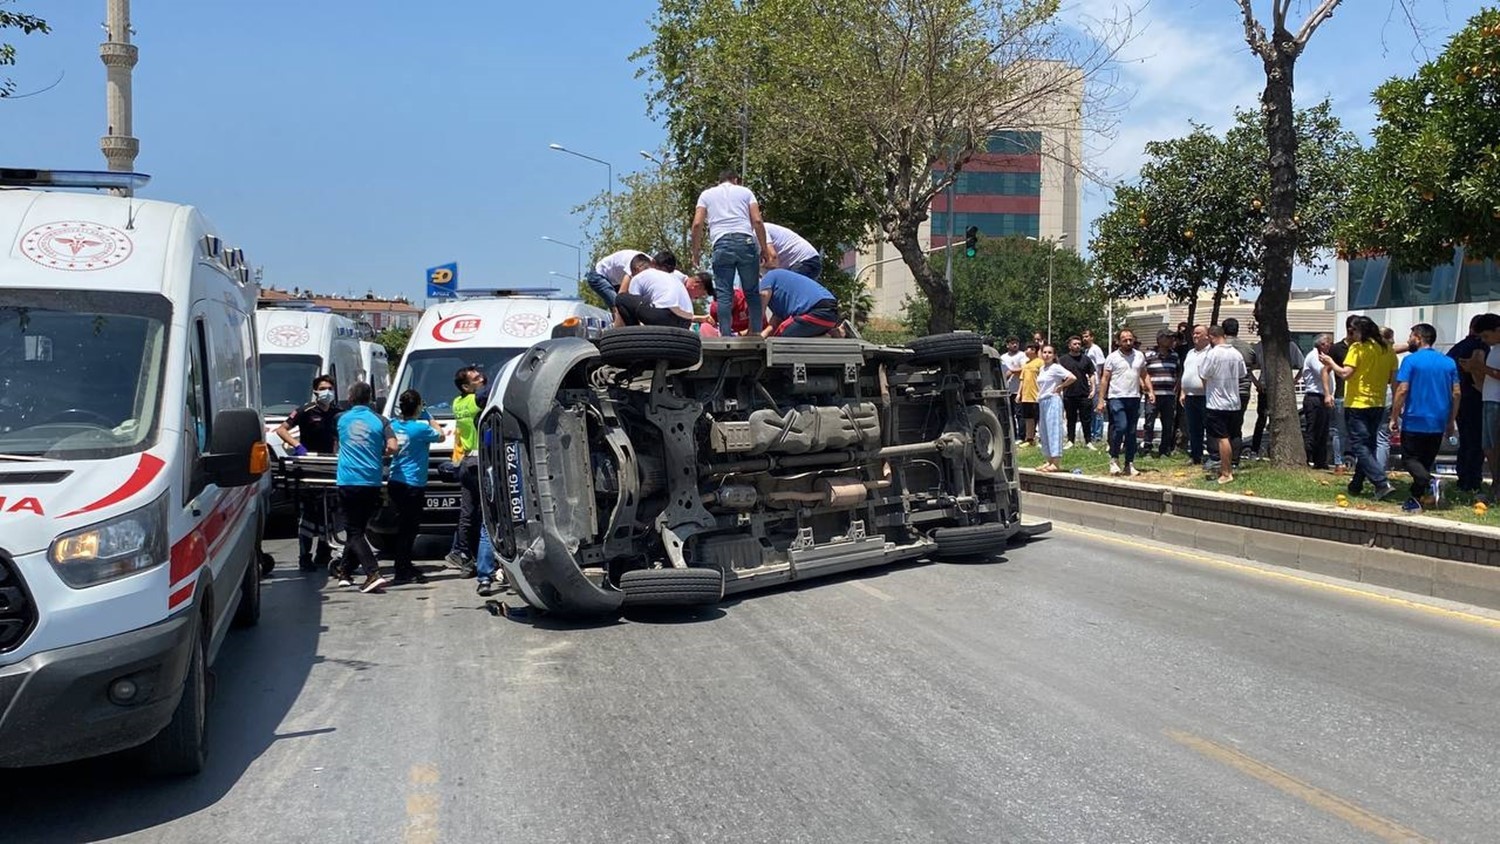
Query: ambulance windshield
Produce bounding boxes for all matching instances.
[0,291,169,460]
[392,347,525,419]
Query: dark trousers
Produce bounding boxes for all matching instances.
[455,455,481,559]
[1144,396,1177,455]
[297,493,336,564]
[1301,393,1331,468]
[1346,406,1389,488]
[1455,394,1485,491]
[1401,431,1443,501]
[1107,397,1141,463]
[387,481,426,574]
[1064,396,1093,443]
[1236,390,1252,444]
[337,485,383,577]
[1251,389,1270,453]
[614,292,690,328]
[1182,394,1207,464]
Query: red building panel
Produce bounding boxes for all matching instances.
[936,154,1041,173]
[930,194,1041,214]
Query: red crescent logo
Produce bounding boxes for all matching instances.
[432,314,482,343]
[61,453,166,517]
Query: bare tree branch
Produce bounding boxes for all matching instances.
[1293,0,1345,46]
[1235,0,1269,53]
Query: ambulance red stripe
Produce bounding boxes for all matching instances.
[60,452,166,518]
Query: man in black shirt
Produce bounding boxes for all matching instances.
[274,374,343,570]
[1058,335,1096,446]
[1449,314,1499,492]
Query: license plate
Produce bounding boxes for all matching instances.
[504,440,527,523]
[425,495,459,509]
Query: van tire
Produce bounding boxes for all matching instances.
[599,326,701,369]
[908,332,985,365]
[932,523,1011,561]
[233,552,261,629]
[619,567,724,607]
[142,629,208,776]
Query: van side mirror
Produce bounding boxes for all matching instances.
[203,407,269,487]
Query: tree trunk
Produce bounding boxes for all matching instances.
[1257,31,1305,469]
[888,216,955,334]
[1209,270,1231,326]
[1184,295,1198,332]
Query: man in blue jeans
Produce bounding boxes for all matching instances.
[690,169,775,336]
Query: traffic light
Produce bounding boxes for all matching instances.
[964,225,979,258]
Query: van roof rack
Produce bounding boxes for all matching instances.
[257,299,331,312]
[0,168,151,191]
[457,287,567,299]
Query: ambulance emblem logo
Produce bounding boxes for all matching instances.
[21,221,134,271]
[504,313,548,338]
[265,325,310,348]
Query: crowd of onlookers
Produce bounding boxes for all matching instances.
[1010,311,1500,513]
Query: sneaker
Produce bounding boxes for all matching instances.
[1108,460,1122,475]
[1085,442,1097,451]
[1347,480,1364,497]
[360,574,390,594]
[391,570,428,585]
[1401,498,1423,514]
[1373,483,1397,502]
[1064,441,1075,450]
[337,576,353,588]
[443,551,470,570]
[1126,463,1140,476]
[476,578,495,597]
[1430,478,1443,506]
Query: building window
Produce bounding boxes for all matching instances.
[985,131,1042,155]
[1460,255,1500,303]
[1347,256,1388,310]
[929,212,1040,239]
[933,170,1041,196]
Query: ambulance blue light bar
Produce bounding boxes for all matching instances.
[0,168,152,190]
[458,287,565,299]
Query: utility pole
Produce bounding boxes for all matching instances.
[100,0,139,191]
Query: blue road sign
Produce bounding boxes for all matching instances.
[427,262,459,298]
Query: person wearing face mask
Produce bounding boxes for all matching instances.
[274,374,344,571]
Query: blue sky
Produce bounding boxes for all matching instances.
[1,1,1488,302]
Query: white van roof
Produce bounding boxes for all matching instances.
[254,306,360,354]
[409,293,610,350]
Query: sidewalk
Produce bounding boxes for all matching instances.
[1020,468,1500,611]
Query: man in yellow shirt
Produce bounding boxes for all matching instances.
[1019,343,1043,445]
[1322,315,1398,499]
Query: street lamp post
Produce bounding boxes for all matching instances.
[549,143,614,235]
[541,236,582,281]
[1028,233,1069,344]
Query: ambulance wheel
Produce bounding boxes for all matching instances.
[599,326,701,369]
[142,628,208,776]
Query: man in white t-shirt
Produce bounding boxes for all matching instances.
[764,222,821,279]
[613,254,695,329]
[1177,324,1210,466]
[1095,328,1154,476]
[998,337,1028,439]
[586,248,649,308]
[690,170,775,336]
[1081,328,1108,441]
[1299,333,1335,469]
[1200,325,1248,484]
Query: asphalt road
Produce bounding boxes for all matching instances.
[4,526,1498,843]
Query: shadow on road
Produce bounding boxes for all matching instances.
[0,567,326,841]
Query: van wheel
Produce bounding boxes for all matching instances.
[142,630,208,776]
[619,567,724,607]
[234,552,262,629]
[908,332,985,365]
[932,523,1012,561]
[599,326,701,369]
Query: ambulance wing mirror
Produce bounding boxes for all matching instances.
[203,407,270,487]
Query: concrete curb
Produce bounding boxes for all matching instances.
[1023,491,1500,611]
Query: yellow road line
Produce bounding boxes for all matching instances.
[1164,730,1434,843]
[1053,523,1500,631]
[404,763,441,844]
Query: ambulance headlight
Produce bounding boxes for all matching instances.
[49,493,169,588]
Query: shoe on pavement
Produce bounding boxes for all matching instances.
[1108,460,1122,476]
[337,576,353,588]
[1373,483,1397,502]
[392,570,428,585]
[1400,497,1423,514]
[476,578,495,597]
[360,574,390,594]
[444,551,470,569]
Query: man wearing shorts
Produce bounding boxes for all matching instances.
[1200,325,1247,484]
[758,268,841,338]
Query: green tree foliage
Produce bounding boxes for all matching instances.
[375,326,412,363]
[638,0,1118,334]
[1336,8,1500,267]
[902,236,1102,341]
[1091,102,1358,327]
[0,2,48,98]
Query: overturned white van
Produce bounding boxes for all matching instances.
[0,169,269,773]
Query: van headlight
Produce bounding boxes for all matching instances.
[49,493,168,588]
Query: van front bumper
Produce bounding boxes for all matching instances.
[0,614,196,768]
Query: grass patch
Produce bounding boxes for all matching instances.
[1019,441,1495,527]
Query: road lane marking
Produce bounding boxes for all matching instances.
[849,580,895,602]
[1164,730,1434,843]
[1053,524,1500,632]
[404,763,441,844]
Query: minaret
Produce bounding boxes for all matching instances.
[100,0,139,187]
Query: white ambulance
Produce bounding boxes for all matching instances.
[358,339,392,401]
[254,303,363,444]
[372,289,609,539]
[0,169,269,773]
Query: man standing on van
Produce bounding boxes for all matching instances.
[691,169,775,337]
[335,382,398,593]
[585,249,650,308]
[273,374,342,572]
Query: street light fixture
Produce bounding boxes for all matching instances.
[1028,233,1069,344]
[550,143,614,235]
[541,236,582,281]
